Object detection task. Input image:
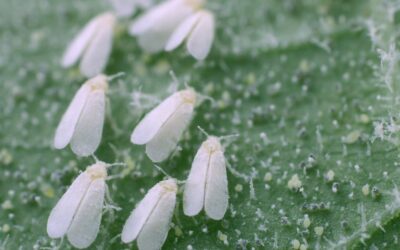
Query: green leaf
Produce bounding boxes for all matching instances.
[1,0,400,249]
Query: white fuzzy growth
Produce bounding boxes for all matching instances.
[184,136,228,220]
[121,179,177,250]
[165,10,215,60]
[54,75,108,156]
[47,163,108,249]
[131,88,196,162]
[129,0,201,52]
[61,12,116,77]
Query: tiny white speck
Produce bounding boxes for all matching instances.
[314,226,324,236]
[288,174,302,191]
[303,214,311,228]
[362,184,370,196]
[291,239,300,249]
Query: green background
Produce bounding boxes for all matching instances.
[1,0,400,249]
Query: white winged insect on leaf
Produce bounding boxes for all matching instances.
[47,161,109,249]
[121,179,178,250]
[183,129,237,220]
[129,0,204,53]
[54,75,109,157]
[165,9,215,60]
[130,88,198,162]
[61,12,116,77]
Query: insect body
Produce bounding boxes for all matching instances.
[121,179,178,250]
[131,88,197,162]
[184,136,228,220]
[61,12,116,77]
[165,9,215,60]
[47,162,108,249]
[129,0,215,60]
[54,75,108,157]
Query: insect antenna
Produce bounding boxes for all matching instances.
[107,72,126,81]
[153,164,185,184]
[197,125,210,137]
[220,133,240,147]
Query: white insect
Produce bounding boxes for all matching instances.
[61,12,116,77]
[184,135,228,220]
[121,179,178,250]
[129,0,214,59]
[54,75,108,157]
[130,88,197,162]
[47,162,108,249]
[165,10,215,60]
[108,0,153,17]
